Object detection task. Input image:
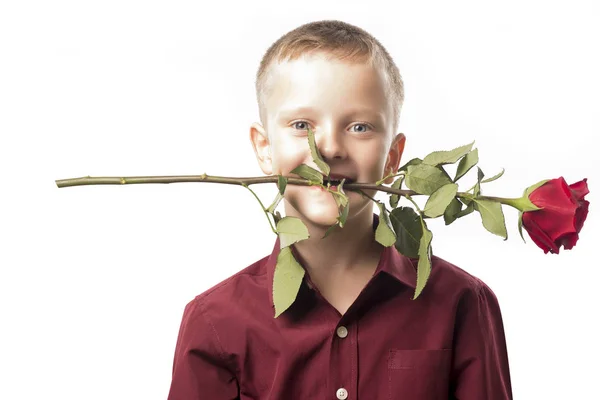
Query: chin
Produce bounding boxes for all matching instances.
[301,208,340,229]
[286,197,340,229]
[284,186,371,229]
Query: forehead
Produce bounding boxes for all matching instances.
[264,53,392,121]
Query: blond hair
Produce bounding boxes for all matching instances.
[255,20,404,134]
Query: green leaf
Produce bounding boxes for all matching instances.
[337,178,347,194]
[413,220,433,299]
[273,246,305,318]
[423,183,459,218]
[389,176,404,208]
[455,201,475,219]
[322,223,337,239]
[405,164,453,195]
[337,201,350,228]
[276,217,310,248]
[267,192,283,213]
[473,167,484,197]
[375,202,396,247]
[438,165,453,182]
[512,179,547,212]
[331,191,348,208]
[443,197,463,225]
[422,141,474,166]
[398,157,422,172]
[330,179,349,209]
[517,211,526,243]
[473,199,507,239]
[322,196,350,238]
[481,168,504,184]
[524,179,550,197]
[390,207,423,258]
[376,173,392,186]
[290,164,323,185]
[277,175,287,195]
[307,127,330,176]
[515,198,541,212]
[460,195,473,206]
[273,211,282,225]
[454,148,479,182]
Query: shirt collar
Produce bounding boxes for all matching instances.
[266,213,417,316]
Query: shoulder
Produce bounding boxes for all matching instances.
[194,253,270,305]
[430,255,487,289]
[177,254,276,361]
[181,253,273,327]
[420,254,501,306]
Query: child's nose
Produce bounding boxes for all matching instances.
[316,130,347,161]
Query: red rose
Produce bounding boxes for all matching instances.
[522,177,589,254]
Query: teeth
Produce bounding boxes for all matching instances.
[327,178,352,185]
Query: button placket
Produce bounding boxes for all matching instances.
[330,322,356,400]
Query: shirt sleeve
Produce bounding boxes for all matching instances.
[450,281,513,399]
[167,298,239,400]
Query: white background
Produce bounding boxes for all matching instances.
[1,0,598,398]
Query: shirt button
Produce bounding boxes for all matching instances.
[336,387,348,399]
[336,326,348,338]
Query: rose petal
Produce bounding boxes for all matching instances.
[527,179,578,242]
[556,231,579,250]
[574,199,590,233]
[529,178,576,210]
[525,208,577,242]
[523,177,590,253]
[522,213,560,254]
[569,178,589,201]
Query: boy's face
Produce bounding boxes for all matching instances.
[250,52,405,228]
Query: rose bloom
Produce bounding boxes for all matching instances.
[522,177,589,254]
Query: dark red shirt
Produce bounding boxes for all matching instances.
[167,214,512,399]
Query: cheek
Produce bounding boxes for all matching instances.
[361,144,389,174]
[271,136,308,174]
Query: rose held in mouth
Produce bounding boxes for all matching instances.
[521,177,589,254]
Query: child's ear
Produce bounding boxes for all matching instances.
[250,122,273,175]
[383,133,406,184]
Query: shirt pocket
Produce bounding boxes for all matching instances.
[387,349,452,400]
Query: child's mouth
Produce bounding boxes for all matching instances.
[324,178,354,190]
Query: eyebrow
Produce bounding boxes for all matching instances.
[276,106,320,119]
[276,106,386,124]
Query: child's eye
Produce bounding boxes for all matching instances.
[291,121,311,131]
[291,121,372,133]
[351,123,371,133]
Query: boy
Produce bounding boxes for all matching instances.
[167,20,512,399]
